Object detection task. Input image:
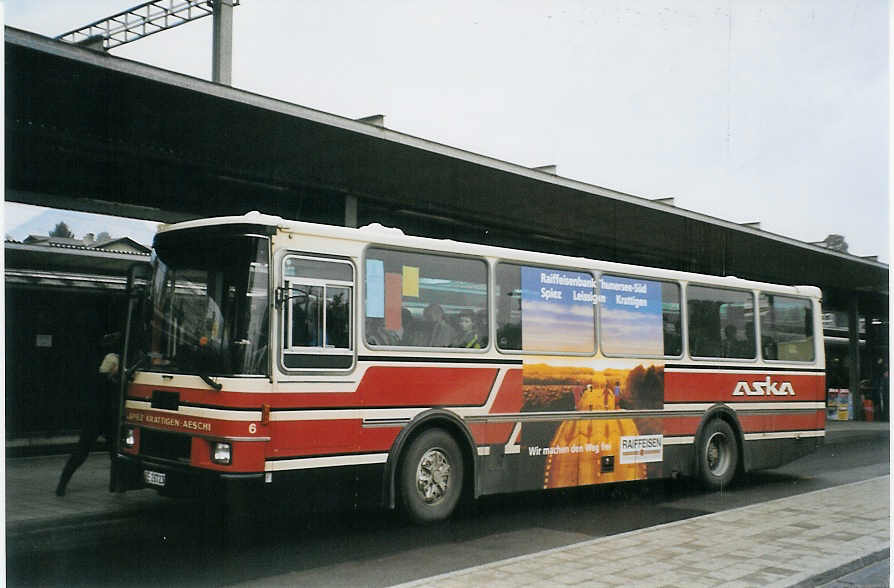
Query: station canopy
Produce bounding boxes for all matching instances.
[5,27,888,316]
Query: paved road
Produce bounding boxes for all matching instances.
[6,424,889,586]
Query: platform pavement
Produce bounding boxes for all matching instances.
[4,420,890,586]
[395,477,889,588]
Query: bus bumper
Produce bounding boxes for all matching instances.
[112,453,265,502]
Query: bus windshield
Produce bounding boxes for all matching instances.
[142,233,270,376]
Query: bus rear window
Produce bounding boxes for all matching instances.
[760,294,814,362]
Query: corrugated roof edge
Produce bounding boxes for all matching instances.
[7,27,886,271]
[5,240,151,256]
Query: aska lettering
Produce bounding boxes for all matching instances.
[732,376,795,396]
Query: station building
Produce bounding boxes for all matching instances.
[4,27,889,447]
[4,235,150,449]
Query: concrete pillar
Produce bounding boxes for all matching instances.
[212,0,234,85]
[345,195,358,228]
[848,294,862,419]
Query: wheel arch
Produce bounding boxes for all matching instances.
[381,408,478,510]
[693,404,748,475]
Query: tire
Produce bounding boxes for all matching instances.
[697,419,738,490]
[399,428,464,523]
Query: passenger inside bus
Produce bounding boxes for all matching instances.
[424,303,456,347]
[399,308,419,345]
[365,305,489,349]
[452,310,481,349]
[366,317,400,346]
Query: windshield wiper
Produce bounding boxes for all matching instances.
[199,373,223,391]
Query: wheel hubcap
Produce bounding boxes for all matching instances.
[706,431,731,476]
[416,448,451,504]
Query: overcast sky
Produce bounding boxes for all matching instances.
[3,1,890,261]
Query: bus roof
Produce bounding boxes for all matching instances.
[158,212,823,299]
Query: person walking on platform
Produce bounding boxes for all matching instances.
[56,332,121,497]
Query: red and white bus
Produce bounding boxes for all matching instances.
[113,212,825,522]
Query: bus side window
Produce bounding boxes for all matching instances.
[662,283,682,356]
[687,286,756,360]
[496,263,595,354]
[364,248,488,350]
[495,264,523,350]
[281,255,354,371]
[599,275,681,358]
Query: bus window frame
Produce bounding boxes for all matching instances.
[685,283,759,363]
[493,260,598,357]
[597,272,684,360]
[361,244,492,354]
[757,291,817,364]
[276,252,357,375]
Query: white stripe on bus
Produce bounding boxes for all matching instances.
[664,402,825,412]
[265,453,388,471]
[743,430,826,441]
[664,368,822,376]
[663,436,695,445]
[125,400,261,421]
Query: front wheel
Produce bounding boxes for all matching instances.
[399,428,464,523]
[697,419,738,490]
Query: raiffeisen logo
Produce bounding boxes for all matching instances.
[732,376,795,396]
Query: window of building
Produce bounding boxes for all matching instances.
[600,275,682,357]
[364,248,488,349]
[281,255,353,370]
[495,263,596,354]
[760,294,815,362]
[687,286,756,359]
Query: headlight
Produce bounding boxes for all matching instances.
[211,442,232,465]
[122,427,136,448]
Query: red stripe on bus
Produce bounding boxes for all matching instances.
[468,423,489,444]
[739,410,825,433]
[267,419,361,457]
[356,366,498,406]
[490,369,524,414]
[662,416,702,436]
[662,410,825,436]
[359,427,403,453]
[664,371,825,402]
[129,365,497,409]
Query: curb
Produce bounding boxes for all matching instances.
[792,548,890,588]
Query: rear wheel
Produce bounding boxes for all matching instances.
[399,428,464,523]
[697,419,738,490]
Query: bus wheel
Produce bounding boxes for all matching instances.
[399,428,464,523]
[697,419,738,490]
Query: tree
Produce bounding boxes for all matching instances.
[50,222,74,239]
[96,231,111,242]
[820,234,849,253]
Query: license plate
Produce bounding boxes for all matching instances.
[143,470,167,487]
